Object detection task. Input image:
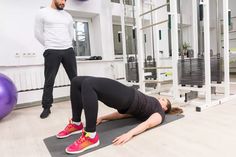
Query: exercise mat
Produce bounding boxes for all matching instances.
[44,114,184,157]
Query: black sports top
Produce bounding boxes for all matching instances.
[120,89,165,122]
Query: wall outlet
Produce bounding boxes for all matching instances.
[15,53,20,57]
[22,52,37,57]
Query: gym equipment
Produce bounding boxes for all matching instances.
[171,0,232,111]
[143,4,157,82]
[125,56,139,82]
[178,55,223,87]
[183,87,215,102]
[144,56,157,80]
[86,56,102,60]
[167,0,172,57]
[0,73,17,120]
[178,0,223,87]
[125,0,139,82]
[141,2,171,89]
[184,91,198,102]
[44,114,184,157]
[178,57,205,87]
[144,56,157,88]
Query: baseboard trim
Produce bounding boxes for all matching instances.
[14,96,70,110]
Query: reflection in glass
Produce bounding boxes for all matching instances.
[73,21,91,56]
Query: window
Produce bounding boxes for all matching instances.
[73,21,91,56]
[125,25,136,54]
[111,0,134,5]
[124,0,134,5]
[113,25,123,55]
[113,24,137,56]
[111,0,120,3]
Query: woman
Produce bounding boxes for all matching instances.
[56,76,182,154]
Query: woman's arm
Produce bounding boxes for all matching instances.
[96,112,132,125]
[112,113,162,145]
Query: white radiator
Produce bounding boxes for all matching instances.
[4,66,70,92]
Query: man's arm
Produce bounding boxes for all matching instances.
[112,113,162,145]
[96,112,132,125]
[34,11,44,45]
[67,14,74,42]
[68,18,74,41]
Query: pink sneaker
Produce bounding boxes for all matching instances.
[56,120,83,139]
[65,130,100,154]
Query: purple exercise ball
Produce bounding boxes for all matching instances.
[0,73,18,120]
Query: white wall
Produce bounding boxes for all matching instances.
[99,0,115,60]
[91,15,103,56]
[0,0,115,66]
[111,2,122,16]
[0,0,48,66]
[0,0,122,105]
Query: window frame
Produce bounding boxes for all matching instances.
[112,22,135,58]
[72,18,93,59]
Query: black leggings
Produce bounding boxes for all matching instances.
[70,76,134,132]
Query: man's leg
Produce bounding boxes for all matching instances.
[41,50,62,118]
[61,48,77,81]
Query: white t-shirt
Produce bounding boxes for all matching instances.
[34,7,74,50]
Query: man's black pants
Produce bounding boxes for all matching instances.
[42,48,77,109]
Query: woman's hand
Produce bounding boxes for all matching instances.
[96,112,131,126]
[96,117,104,125]
[112,133,133,145]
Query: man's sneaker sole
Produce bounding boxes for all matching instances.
[65,140,100,154]
[56,130,83,139]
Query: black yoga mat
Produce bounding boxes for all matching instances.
[44,114,184,157]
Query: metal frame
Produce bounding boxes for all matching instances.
[134,0,233,112]
[140,3,169,17]
[202,0,211,105]
[223,0,230,97]
[120,0,139,83]
[195,0,231,111]
[120,0,128,81]
[140,19,168,30]
[171,0,232,111]
[136,0,145,91]
[136,0,171,93]
[170,0,180,99]
[192,0,199,58]
[136,0,232,111]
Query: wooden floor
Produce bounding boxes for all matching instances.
[0,96,236,157]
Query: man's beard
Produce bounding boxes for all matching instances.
[55,3,64,10]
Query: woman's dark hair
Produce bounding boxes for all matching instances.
[165,99,183,115]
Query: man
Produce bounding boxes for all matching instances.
[34,0,77,119]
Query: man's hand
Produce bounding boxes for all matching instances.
[112,133,133,145]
